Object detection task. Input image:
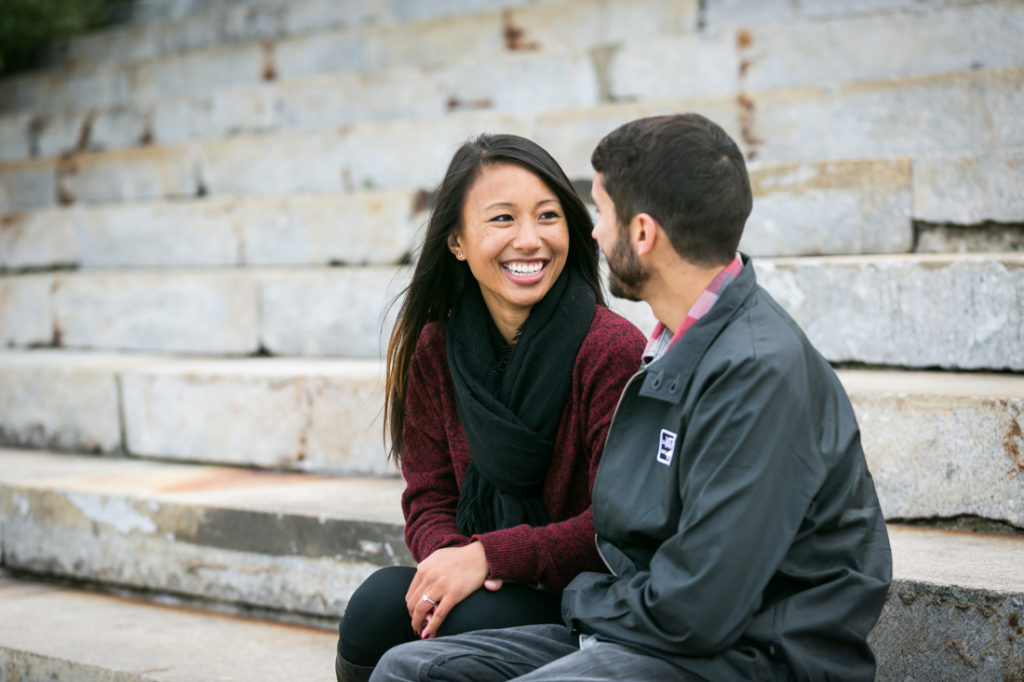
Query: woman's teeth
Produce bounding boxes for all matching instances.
[503,262,545,276]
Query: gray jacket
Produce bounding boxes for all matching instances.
[562,256,892,681]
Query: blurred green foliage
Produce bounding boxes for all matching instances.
[0,0,132,75]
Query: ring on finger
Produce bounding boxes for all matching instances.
[422,594,439,607]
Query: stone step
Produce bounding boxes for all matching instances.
[0,351,395,475]
[0,448,410,621]
[42,0,552,73]
[612,0,1023,102]
[0,0,698,118]
[0,156,925,273]
[4,153,1016,274]
[2,352,1022,522]
[0,576,338,681]
[3,1,1018,164]
[617,252,1024,371]
[1,253,1020,367]
[1,68,1020,215]
[0,265,411,357]
[0,450,1021,679]
[871,525,1024,680]
[0,191,424,272]
[0,51,602,163]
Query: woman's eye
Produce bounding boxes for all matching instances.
[490,214,513,223]
[539,211,560,221]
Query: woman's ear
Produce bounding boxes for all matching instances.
[447,233,466,261]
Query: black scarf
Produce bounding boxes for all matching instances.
[446,267,596,536]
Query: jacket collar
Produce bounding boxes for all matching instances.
[638,253,757,404]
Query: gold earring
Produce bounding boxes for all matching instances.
[456,251,465,261]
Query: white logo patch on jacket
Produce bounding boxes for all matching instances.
[657,429,677,465]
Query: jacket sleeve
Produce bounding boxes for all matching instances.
[473,318,646,590]
[563,351,825,656]
[400,336,472,562]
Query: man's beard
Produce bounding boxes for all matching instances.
[606,230,649,302]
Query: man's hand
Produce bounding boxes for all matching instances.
[405,541,492,639]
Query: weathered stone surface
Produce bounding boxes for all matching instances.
[744,159,912,256]
[258,267,410,357]
[0,114,31,163]
[705,0,983,28]
[871,526,1024,681]
[130,44,267,103]
[120,358,393,474]
[754,254,1024,370]
[0,192,421,270]
[0,577,338,682]
[0,274,53,346]
[840,370,1024,527]
[76,200,242,268]
[52,270,259,354]
[561,68,1020,169]
[0,352,131,454]
[0,208,77,271]
[738,1,1024,93]
[198,113,529,197]
[0,450,409,617]
[242,191,421,266]
[914,150,1024,225]
[748,68,1024,164]
[622,0,1024,103]
[0,0,692,119]
[57,144,200,206]
[0,67,128,118]
[608,31,738,101]
[0,158,58,213]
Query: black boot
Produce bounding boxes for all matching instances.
[336,654,374,682]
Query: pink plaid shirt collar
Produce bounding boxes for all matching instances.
[642,253,744,363]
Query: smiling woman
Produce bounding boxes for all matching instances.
[333,134,646,682]
[447,163,570,342]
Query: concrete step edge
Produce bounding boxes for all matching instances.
[0,575,338,682]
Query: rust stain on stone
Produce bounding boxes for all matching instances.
[736,28,753,51]
[946,639,980,668]
[502,10,540,51]
[76,109,98,152]
[1005,415,1023,479]
[261,41,277,81]
[158,468,328,493]
[55,155,78,206]
[1,211,24,231]
[446,95,493,112]
[739,57,753,78]
[736,93,763,161]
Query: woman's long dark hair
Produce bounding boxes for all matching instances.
[384,133,604,463]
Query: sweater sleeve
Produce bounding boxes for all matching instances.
[473,311,646,590]
[400,328,471,562]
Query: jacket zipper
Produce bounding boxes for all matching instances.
[591,368,644,579]
[595,533,617,576]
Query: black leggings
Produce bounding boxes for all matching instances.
[336,565,563,667]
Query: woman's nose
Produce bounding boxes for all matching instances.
[513,220,542,250]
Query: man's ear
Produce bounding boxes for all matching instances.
[631,213,660,257]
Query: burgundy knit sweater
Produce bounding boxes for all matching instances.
[400,305,646,591]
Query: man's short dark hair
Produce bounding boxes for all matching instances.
[591,113,753,266]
